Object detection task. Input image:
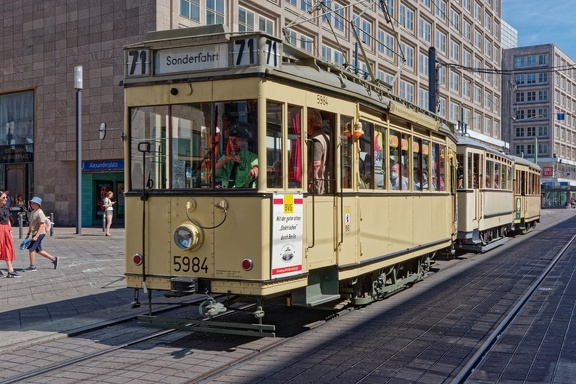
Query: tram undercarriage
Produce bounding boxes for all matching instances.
[131,253,436,337]
[457,225,512,253]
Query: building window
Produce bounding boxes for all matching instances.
[435,30,446,53]
[516,127,524,137]
[538,126,548,136]
[354,15,372,47]
[334,2,345,31]
[419,18,431,42]
[206,0,224,25]
[418,88,429,109]
[463,19,471,40]
[180,0,200,22]
[399,5,414,31]
[239,7,273,33]
[418,52,429,75]
[400,43,414,68]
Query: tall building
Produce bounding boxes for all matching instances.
[500,20,517,50]
[0,0,504,225]
[502,44,576,207]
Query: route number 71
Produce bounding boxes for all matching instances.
[126,49,150,77]
[234,38,280,68]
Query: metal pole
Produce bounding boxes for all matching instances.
[74,65,83,235]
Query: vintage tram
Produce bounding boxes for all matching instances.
[122,25,459,334]
[455,136,541,252]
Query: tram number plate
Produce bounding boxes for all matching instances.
[126,49,150,77]
[173,255,208,273]
[234,38,280,68]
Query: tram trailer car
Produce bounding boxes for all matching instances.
[123,26,459,329]
[455,136,541,253]
[510,155,541,234]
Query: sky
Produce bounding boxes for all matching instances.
[501,1,576,60]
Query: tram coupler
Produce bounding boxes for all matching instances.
[199,297,227,317]
[254,306,265,319]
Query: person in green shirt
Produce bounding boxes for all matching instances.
[215,123,258,188]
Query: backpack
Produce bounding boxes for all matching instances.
[45,217,52,232]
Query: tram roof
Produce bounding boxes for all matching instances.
[125,25,455,138]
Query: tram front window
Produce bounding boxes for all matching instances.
[128,100,258,191]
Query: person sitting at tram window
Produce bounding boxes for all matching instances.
[485,176,492,188]
[493,171,500,189]
[414,171,430,191]
[307,109,330,194]
[390,163,408,190]
[457,167,464,189]
[215,122,258,188]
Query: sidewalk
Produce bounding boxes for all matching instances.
[0,226,138,349]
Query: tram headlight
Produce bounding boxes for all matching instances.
[174,224,203,251]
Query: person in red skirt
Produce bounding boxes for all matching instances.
[0,190,20,278]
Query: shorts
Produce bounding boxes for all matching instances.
[105,210,113,217]
[28,234,46,252]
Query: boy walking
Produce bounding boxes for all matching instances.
[23,196,58,271]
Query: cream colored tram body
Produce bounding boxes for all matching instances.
[455,137,541,252]
[510,156,541,233]
[123,26,457,325]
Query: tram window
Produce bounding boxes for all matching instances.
[457,154,464,189]
[214,101,258,189]
[340,116,353,188]
[358,122,374,189]
[431,143,445,191]
[413,138,430,191]
[340,115,353,189]
[307,108,334,194]
[494,162,500,188]
[374,125,385,189]
[288,105,302,189]
[266,102,283,189]
[129,105,169,190]
[506,164,513,190]
[389,130,409,190]
[486,160,494,188]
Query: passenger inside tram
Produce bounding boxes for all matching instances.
[215,122,258,188]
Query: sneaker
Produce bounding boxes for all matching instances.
[23,266,37,272]
[52,257,59,269]
[7,272,21,278]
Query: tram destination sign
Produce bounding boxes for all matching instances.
[126,34,282,78]
[154,44,229,75]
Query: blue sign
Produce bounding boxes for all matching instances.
[82,160,124,171]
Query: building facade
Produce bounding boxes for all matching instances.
[0,0,504,226]
[502,44,576,208]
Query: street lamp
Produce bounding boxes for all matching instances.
[74,65,83,234]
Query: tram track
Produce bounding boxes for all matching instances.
[450,231,576,384]
[0,295,345,383]
[1,212,573,383]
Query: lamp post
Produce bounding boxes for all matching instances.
[74,65,83,234]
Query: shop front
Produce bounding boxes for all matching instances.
[82,160,124,227]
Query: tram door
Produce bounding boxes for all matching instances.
[305,109,337,268]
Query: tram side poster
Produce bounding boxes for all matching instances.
[271,194,304,279]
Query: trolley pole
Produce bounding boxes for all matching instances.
[74,65,83,235]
